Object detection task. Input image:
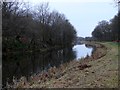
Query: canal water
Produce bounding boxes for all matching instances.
[73,44,93,60]
[2,44,94,86]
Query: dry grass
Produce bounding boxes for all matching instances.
[9,42,119,88]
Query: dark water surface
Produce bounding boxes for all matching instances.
[2,44,93,86]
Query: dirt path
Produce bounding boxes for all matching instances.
[11,42,119,88]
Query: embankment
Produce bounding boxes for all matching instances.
[8,42,118,88]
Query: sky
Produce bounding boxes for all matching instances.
[20,0,118,37]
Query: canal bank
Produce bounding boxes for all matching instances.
[3,43,93,87]
[7,42,118,88]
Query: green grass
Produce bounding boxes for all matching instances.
[105,42,118,46]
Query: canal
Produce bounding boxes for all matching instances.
[2,44,94,86]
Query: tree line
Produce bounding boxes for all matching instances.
[92,11,119,41]
[2,2,77,53]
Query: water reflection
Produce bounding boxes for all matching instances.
[2,47,76,86]
[73,44,93,60]
[3,44,94,87]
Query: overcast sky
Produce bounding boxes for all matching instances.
[23,0,118,37]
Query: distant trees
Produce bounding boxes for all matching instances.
[92,20,111,41]
[91,0,120,41]
[2,2,77,53]
[92,12,119,41]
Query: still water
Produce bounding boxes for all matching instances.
[73,44,93,60]
[3,44,93,86]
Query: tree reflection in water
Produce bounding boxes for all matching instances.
[3,47,76,86]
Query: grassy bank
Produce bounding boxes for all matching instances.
[9,42,118,88]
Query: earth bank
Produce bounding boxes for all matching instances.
[8,42,118,88]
